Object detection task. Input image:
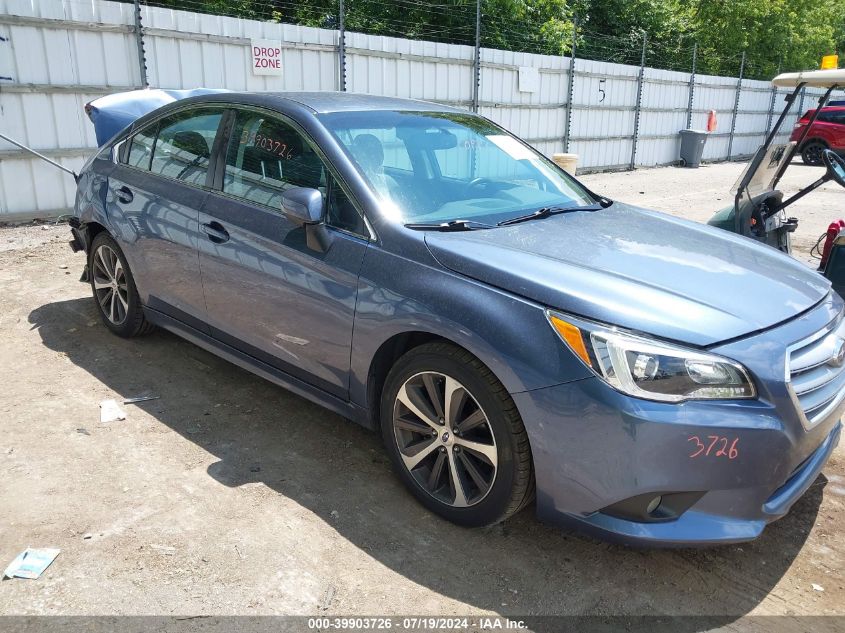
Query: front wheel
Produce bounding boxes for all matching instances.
[380,342,534,527]
[89,232,154,337]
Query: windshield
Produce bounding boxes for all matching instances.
[320,110,595,225]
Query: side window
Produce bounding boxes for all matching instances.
[127,124,157,170]
[223,110,326,209]
[149,108,223,185]
[326,178,366,236]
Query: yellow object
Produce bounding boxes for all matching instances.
[549,316,592,367]
[821,55,839,70]
[552,153,578,175]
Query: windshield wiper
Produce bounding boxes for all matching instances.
[404,219,493,231]
[497,202,610,227]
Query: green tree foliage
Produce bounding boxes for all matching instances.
[142,0,844,78]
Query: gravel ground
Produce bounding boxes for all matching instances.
[0,161,843,623]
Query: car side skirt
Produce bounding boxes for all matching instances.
[143,307,372,429]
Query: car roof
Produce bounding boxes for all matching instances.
[802,106,845,116]
[194,91,461,114]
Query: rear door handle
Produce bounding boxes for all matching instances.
[115,186,134,204]
[201,221,230,244]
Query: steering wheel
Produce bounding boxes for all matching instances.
[823,149,845,188]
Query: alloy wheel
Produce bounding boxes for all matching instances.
[92,244,129,325]
[392,371,497,507]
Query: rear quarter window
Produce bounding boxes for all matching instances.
[127,125,157,170]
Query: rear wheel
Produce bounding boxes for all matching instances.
[801,141,827,166]
[89,233,154,338]
[380,342,534,527]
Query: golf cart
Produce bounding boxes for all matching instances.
[707,68,845,293]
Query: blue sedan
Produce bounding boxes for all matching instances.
[69,91,843,545]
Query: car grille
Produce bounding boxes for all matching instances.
[787,318,845,428]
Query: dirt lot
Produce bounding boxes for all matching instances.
[0,161,844,624]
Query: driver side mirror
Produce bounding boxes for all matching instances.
[280,187,333,253]
[281,187,324,226]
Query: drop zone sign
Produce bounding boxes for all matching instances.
[251,40,283,76]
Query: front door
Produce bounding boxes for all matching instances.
[197,108,370,398]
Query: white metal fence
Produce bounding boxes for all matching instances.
[0,0,825,220]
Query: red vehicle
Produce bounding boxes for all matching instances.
[791,106,845,165]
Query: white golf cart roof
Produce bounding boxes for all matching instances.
[772,68,845,88]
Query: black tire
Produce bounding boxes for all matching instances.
[380,342,534,527]
[88,232,154,338]
[801,141,827,166]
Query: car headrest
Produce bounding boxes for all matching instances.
[351,134,384,170]
[170,131,210,159]
[242,145,282,180]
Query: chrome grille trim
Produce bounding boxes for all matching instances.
[786,316,845,430]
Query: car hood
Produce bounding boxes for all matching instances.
[424,203,830,346]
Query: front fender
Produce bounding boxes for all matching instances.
[349,245,592,409]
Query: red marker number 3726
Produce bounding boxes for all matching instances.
[688,435,739,459]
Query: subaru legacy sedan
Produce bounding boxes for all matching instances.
[69,91,843,546]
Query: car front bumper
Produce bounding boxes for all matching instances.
[513,378,841,546]
[513,293,845,546]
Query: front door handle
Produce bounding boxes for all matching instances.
[201,221,230,244]
[115,185,134,204]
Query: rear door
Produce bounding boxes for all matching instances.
[830,111,845,149]
[108,106,225,331]
[197,107,370,398]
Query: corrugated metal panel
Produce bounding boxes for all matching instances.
[0,0,139,216]
[347,33,473,104]
[143,7,339,92]
[569,58,639,170]
[1,0,833,219]
[478,47,567,156]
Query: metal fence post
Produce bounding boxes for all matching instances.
[133,0,148,88]
[798,86,806,115]
[471,0,481,112]
[726,51,745,160]
[563,18,577,152]
[685,42,697,130]
[765,62,781,135]
[338,0,346,91]
[630,31,647,170]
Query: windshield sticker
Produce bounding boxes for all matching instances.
[240,129,296,159]
[486,135,535,160]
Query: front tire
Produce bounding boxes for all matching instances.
[380,342,534,527]
[89,233,154,338]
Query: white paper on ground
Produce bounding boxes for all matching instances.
[100,399,127,423]
[3,548,60,579]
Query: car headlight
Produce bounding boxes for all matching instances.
[547,311,755,402]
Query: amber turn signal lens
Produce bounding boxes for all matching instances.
[549,315,592,368]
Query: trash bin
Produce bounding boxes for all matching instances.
[552,153,578,175]
[678,129,708,167]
